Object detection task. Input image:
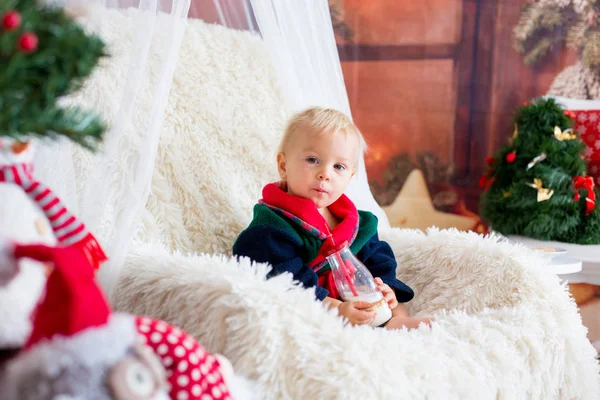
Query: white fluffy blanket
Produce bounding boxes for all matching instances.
[116,229,600,399]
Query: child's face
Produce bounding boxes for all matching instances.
[277,128,358,210]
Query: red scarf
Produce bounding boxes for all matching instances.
[260,182,359,299]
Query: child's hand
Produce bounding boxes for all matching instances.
[374,277,398,310]
[338,301,376,326]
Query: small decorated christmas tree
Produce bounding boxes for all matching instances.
[480,98,600,245]
[1,0,107,150]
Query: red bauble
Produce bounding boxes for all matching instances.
[478,175,487,188]
[505,152,516,163]
[564,110,577,119]
[2,10,21,31]
[485,156,495,165]
[18,32,38,53]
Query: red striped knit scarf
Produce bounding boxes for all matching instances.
[0,162,107,270]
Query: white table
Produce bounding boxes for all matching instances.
[506,235,597,280]
[547,255,583,275]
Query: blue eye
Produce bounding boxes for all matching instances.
[334,164,346,171]
[306,157,318,164]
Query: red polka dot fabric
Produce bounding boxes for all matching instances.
[135,316,232,400]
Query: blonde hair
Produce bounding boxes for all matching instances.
[278,107,367,157]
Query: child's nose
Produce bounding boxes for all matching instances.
[317,168,331,181]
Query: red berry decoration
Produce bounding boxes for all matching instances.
[479,176,495,191]
[18,32,38,53]
[485,156,495,165]
[2,10,21,31]
[564,110,577,119]
[478,175,488,188]
[505,152,516,164]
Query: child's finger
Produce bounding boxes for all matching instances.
[352,308,374,318]
[355,311,376,323]
[352,301,374,310]
[361,316,375,325]
[379,286,391,295]
[374,277,383,284]
[377,283,389,292]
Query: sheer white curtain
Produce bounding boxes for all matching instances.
[249,0,390,228]
[35,0,190,299]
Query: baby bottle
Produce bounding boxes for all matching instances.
[325,242,392,327]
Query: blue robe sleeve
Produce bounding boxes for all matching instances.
[233,225,329,301]
[356,233,414,303]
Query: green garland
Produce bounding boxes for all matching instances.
[0,0,107,151]
[480,98,600,244]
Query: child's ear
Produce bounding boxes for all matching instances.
[277,153,287,180]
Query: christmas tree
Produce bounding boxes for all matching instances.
[0,0,107,151]
[480,98,600,245]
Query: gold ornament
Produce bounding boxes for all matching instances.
[527,178,554,202]
[527,153,547,170]
[553,126,576,141]
[503,191,511,198]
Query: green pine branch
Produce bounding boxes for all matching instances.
[523,37,556,66]
[582,31,600,69]
[566,18,589,49]
[328,0,354,43]
[514,3,581,67]
[0,0,107,151]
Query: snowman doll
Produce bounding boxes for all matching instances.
[0,138,107,356]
